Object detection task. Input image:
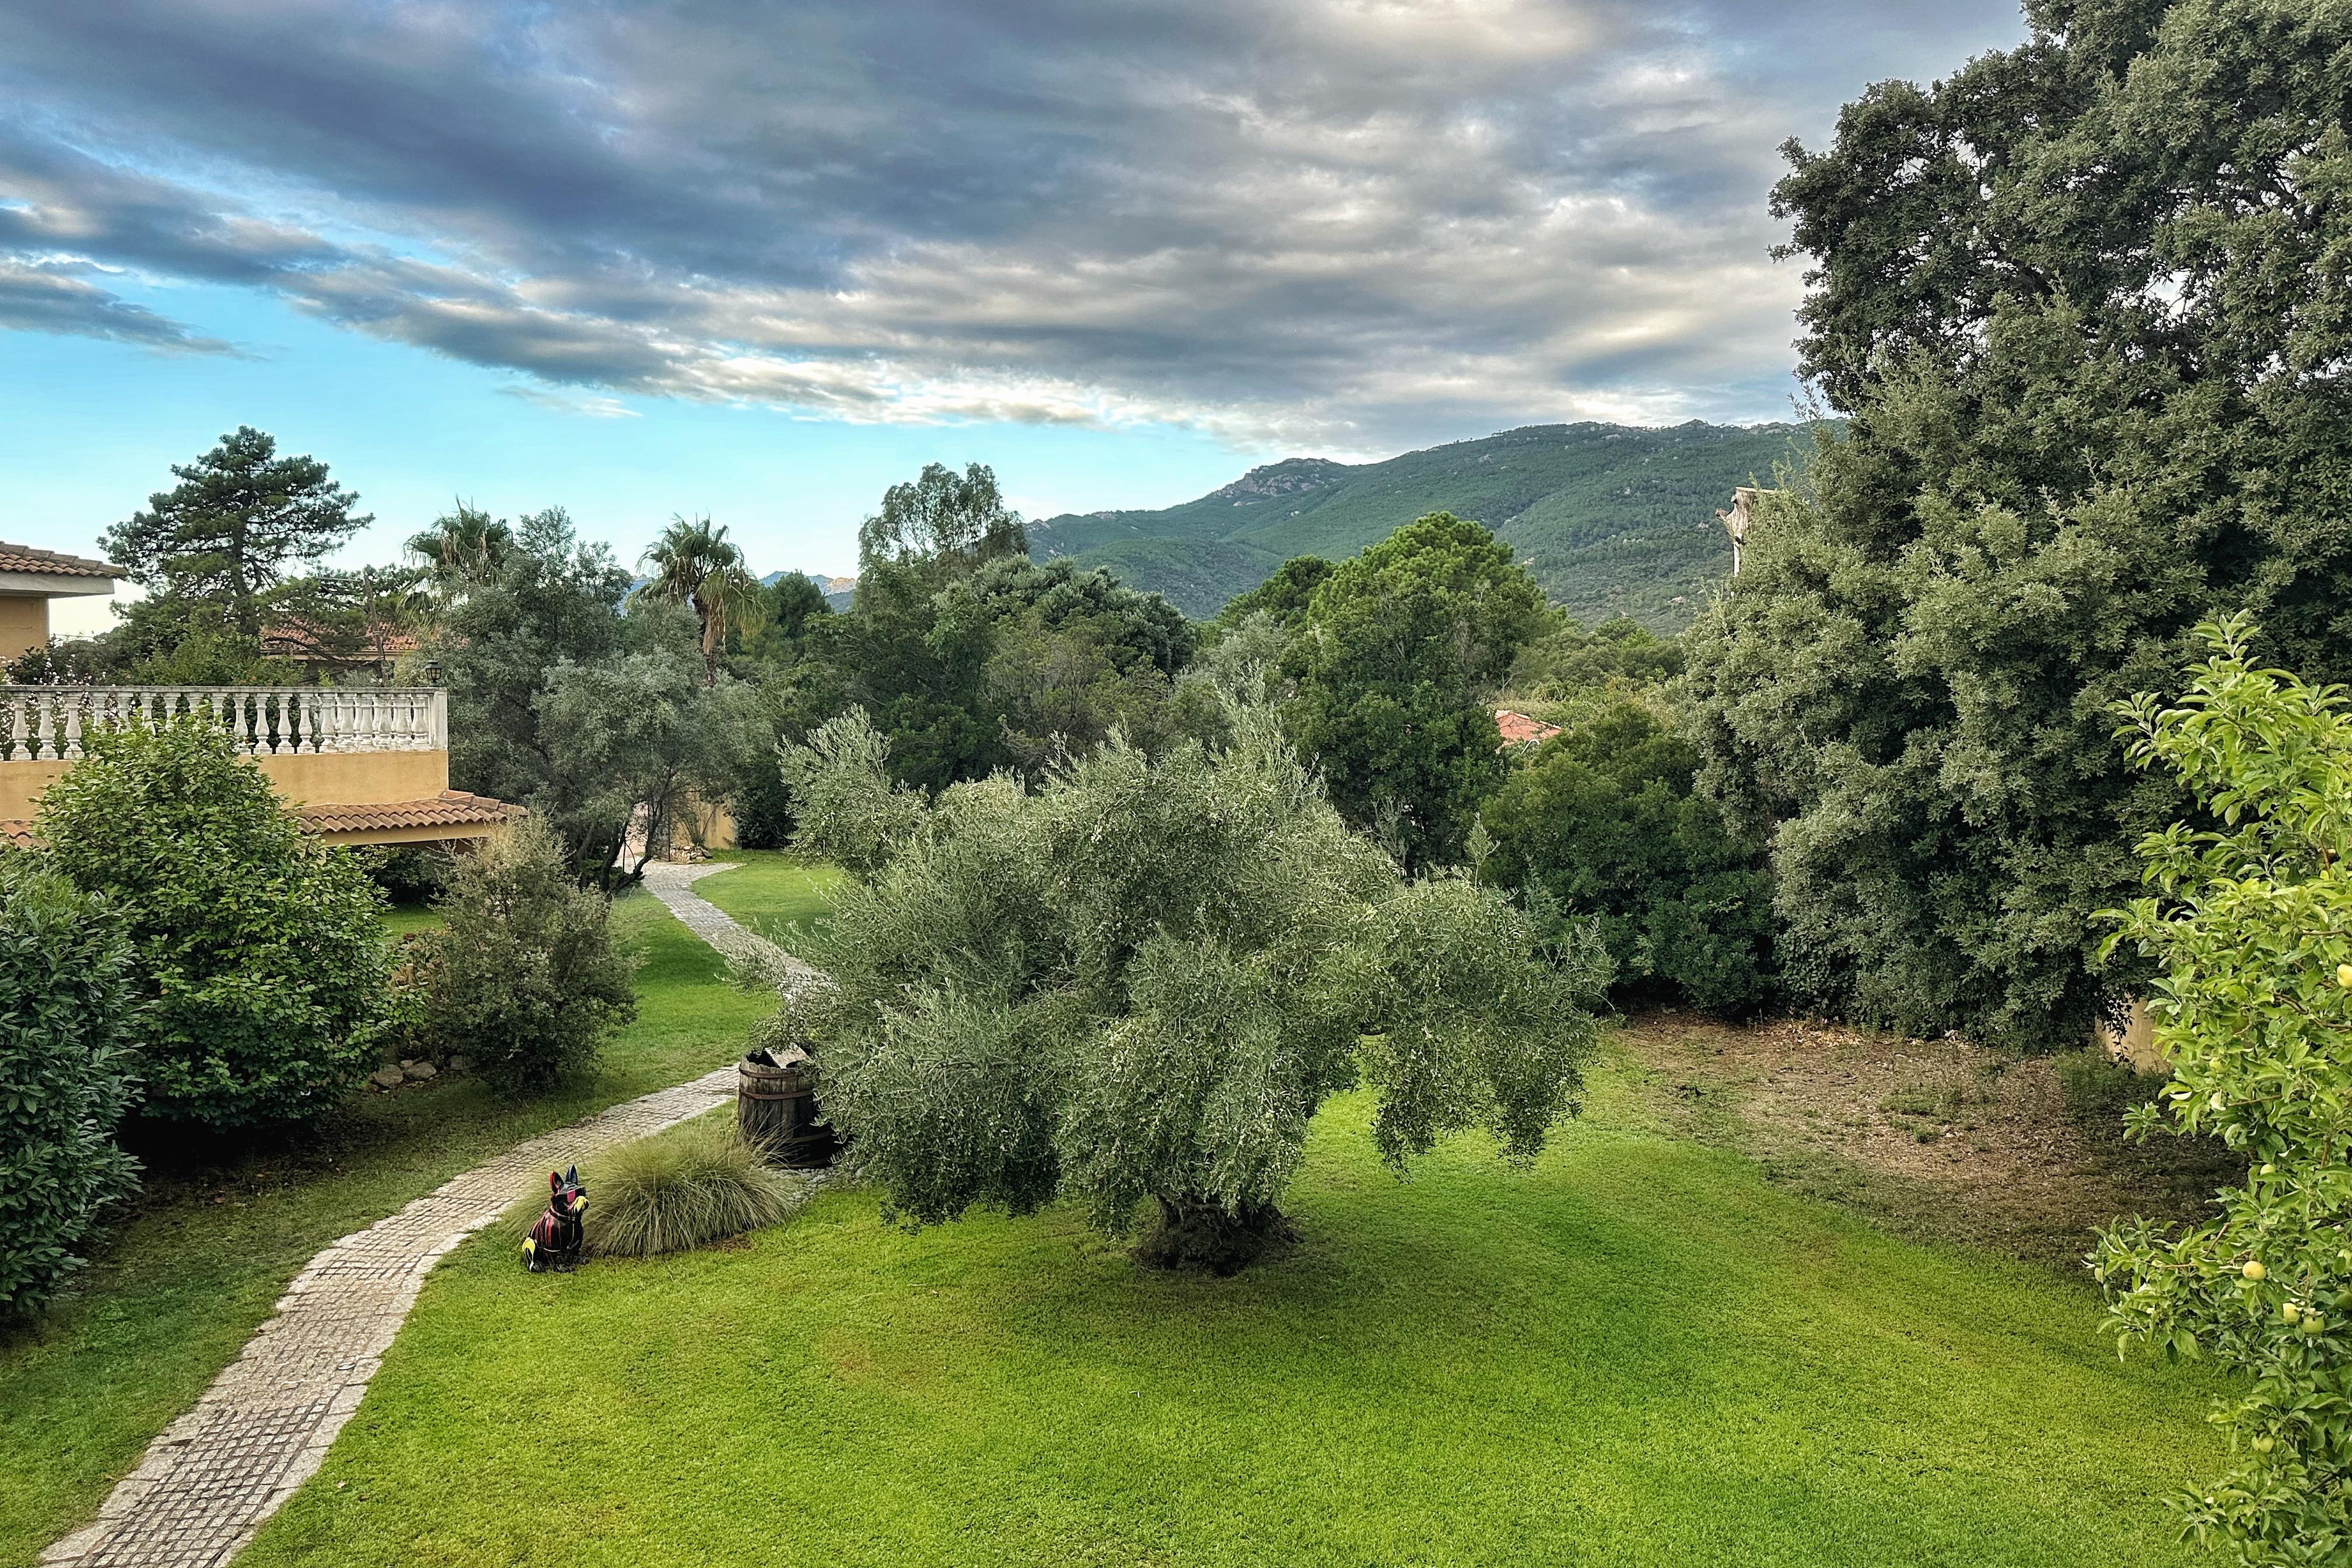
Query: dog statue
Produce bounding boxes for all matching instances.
[522,1166,589,1272]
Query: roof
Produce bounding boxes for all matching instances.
[0,542,121,579]
[1494,709,1563,749]
[298,791,524,835]
[2,791,522,850]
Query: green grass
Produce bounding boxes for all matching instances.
[0,891,776,1568]
[694,850,846,954]
[239,1051,2229,1568]
[377,902,445,940]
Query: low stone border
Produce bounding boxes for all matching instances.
[44,862,788,1568]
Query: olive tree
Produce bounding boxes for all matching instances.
[2094,617,2352,1564]
[790,704,1611,1272]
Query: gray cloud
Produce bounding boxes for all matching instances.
[0,0,2025,449]
[0,257,235,351]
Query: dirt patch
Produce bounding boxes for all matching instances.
[1615,1010,2242,1273]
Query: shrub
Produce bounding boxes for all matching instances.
[0,859,143,1315]
[365,845,450,902]
[38,714,392,1129]
[414,818,636,1093]
[583,1115,796,1258]
[1480,704,1776,1015]
[2092,617,2352,1564]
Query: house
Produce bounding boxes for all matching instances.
[0,541,121,661]
[1494,709,1562,750]
[0,682,521,848]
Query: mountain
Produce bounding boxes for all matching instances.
[762,569,858,611]
[1031,421,1815,628]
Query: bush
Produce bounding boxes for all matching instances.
[0,859,143,1315]
[583,1115,796,1258]
[2092,617,2352,1564]
[365,845,450,902]
[1480,704,1776,1015]
[414,818,636,1093]
[38,714,392,1129]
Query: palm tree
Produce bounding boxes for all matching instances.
[640,514,762,677]
[407,502,514,587]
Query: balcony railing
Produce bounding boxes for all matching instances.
[0,685,449,762]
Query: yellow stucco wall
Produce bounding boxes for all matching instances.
[0,597,47,661]
[0,747,449,821]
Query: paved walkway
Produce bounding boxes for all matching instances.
[45,862,796,1568]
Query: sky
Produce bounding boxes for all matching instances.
[0,0,2030,631]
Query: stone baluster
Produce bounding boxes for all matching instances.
[61,691,85,761]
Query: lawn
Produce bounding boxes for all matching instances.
[694,850,846,954]
[237,1054,2231,1568]
[0,890,776,1568]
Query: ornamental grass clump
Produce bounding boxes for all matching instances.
[584,1116,796,1259]
[2094,616,2352,1566]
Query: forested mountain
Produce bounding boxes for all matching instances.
[1031,420,1814,626]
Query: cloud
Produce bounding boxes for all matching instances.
[0,0,2025,450]
[0,256,235,351]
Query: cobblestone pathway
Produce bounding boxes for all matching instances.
[44,862,790,1568]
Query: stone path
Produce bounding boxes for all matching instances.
[44,862,794,1568]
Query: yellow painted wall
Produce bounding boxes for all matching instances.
[0,748,449,821]
[0,597,47,661]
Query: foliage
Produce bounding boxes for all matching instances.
[582,1115,796,1259]
[789,703,1609,1272]
[812,520,1195,792]
[2051,1046,2165,1126]
[0,888,776,1566]
[1034,421,1803,623]
[363,845,450,904]
[2094,617,2352,1566]
[533,606,766,881]
[639,514,763,674]
[1506,614,1684,727]
[413,819,638,1094]
[856,461,1028,575]
[1217,555,1334,629]
[0,859,142,1317]
[1685,0,2352,1051]
[1283,513,1546,869]
[100,426,371,637]
[1480,704,1776,1015]
[430,510,758,883]
[778,709,926,878]
[407,501,515,586]
[37,715,391,1130]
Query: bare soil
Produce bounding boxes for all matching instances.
[1614,1009,2242,1273]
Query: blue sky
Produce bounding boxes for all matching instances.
[0,0,2029,625]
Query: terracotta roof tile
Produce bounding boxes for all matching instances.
[0,542,121,578]
[298,790,525,835]
[1494,709,1563,749]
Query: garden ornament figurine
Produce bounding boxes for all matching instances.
[522,1166,589,1272]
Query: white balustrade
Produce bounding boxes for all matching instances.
[0,687,449,763]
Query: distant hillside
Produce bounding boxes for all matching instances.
[1032,421,1816,628]
[762,569,857,611]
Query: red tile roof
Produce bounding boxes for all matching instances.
[298,791,524,835]
[1494,709,1562,749]
[0,542,121,578]
[2,791,521,850]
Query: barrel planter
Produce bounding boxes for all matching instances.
[736,1047,839,1168]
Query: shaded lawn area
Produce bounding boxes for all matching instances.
[0,892,775,1568]
[376,902,445,941]
[694,850,845,954]
[242,1056,2228,1568]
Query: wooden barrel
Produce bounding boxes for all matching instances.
[736,1048,839,1168]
